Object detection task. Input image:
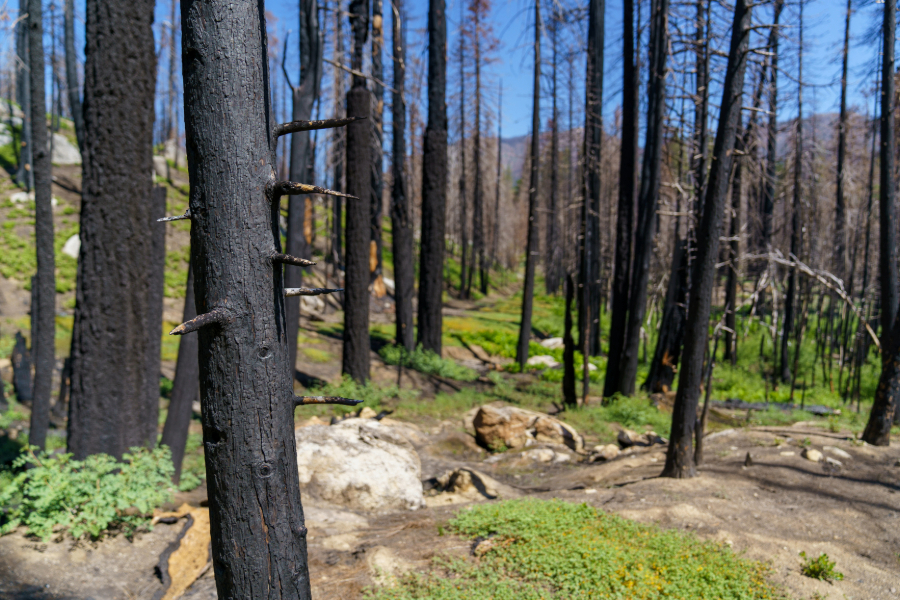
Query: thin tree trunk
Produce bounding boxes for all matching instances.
[331,1,345,271]
[458,11,468,298]
[473,6,486,296]
[417,0,448,354]
[491,81,502,269]
[167,0,178,145]
[545,11,560,295]
[16,0,33,192]
[371,0,385,291]
[161,261,199,484]
[343,0,372,382]
[603,0,637,397]
[563,273,576,406]
[834,0,851,285]
[67,0,158,460]
[64,0,83,151]
[662,0,751,477]
[644,237,688,392]
[516,0,541,369]
[391,0,414,350]
[618,0,668,396]
[27,0,54,451]
[863,0,898,445]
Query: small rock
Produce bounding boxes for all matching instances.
[801,448,823,462]
[779,451,795,456]
[744,452,753,467]
[824,456,843,468]
[823,446,852,460]
[552,452,571,463]
[539,337,564,350]
[591,444,620,461]
[584,488,597,494]
[617,429,666,448]
[426,467,521,506]
[526,355,560,369]
[61,234,80,259]
[523,448,555,463]
[473,538,496,556]
[10,191,33,203]
[358,406,378,419]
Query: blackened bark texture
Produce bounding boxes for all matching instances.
[781,3,802,383]
[67,0,158,460]
[492,82,502,268]
[603,0,637,397]
[331,1,345,270]
[563,274,576,406]
[618,0,668,396]
[691,0,709,214]
[161,261,198,484]
[11,332,32,403]
[644,238,688,392]
[760,0,783,310]
[16,0,33,192]
[581,0,604,361]
[391,0,414,350]
[515,0,540,369]
[863,0,897,445]
[417,0,448,354]
[724,130,742,364]
[27,0,54,452]
[834,0,851,283]
[472,6,486,296]
[146,186,166,434]
[179,0,314,595]
[343,0,372,383]
[371,0,385,289]
[64,0,83,151]
[458,15,469,298]
[286,0,323,374]
[545,13,560,296]
[662,0,750,478]
[53,356,72,422]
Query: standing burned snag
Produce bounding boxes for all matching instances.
[172,1,358,596]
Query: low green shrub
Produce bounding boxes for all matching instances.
[369,498,782,599]
[800,552,843,582]
[379,345,479,382]
[0,446,174,541]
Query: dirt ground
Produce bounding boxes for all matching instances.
[0,419,897,600]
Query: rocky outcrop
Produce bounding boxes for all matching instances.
[470,404,584,452]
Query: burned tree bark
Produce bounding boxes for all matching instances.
[644,238,688,392]
[64,0,83,151]
[285,0,323,375]
[27,0,55,451]
[371,0,385,293]
[417,0,448,354]
[15,0,33,192]
[662,0,750,477]
[472,1,486,296]
[343,0,372,383]
[161,262,199,484]
[391,0,414,350]
[603,0,637,397]
[760,0,784,311]
[545,9,560,296]
[618,0,669,396]
[515,0,541,370]
[863,0,898,445]
[834,0,851,285]
[176,0,359,595]
[67,0,159,460]
[458,14,469,298]
[563,274,576,406]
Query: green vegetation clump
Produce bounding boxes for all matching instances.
[379,345,479,382]
[799,552,843,582]
[370,499,782,599]
[0,446,174,541]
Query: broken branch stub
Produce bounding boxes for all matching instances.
[295,395,363,406]
[272,253,317,267]
[274,116,366,138]
[169,308,227,336]
[158,209,191,222]
[284,287,343,297]
[274,180,357,199]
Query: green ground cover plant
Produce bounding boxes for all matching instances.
[379,345,479,382]
[799,552,843,582]
[369,499,783,599]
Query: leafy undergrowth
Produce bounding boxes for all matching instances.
[379,345,479,382]
[369,499,783,600]
[800,551,844,582]
[0,446,174,541]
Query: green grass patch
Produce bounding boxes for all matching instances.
[370,499,783,599]
[379,345,479,382]
[302,346,334,363]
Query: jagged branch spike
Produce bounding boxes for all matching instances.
[158,209,191,222]
[272,253,317,267]
[274,116,366,138]
[285,287,344,297]
[274,181,357,199]
[169,308,227,335]
[295,395,363,406]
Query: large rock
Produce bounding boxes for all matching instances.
[472,404,583,452]
[425,467,522,506]
[51,133,81,165]
[295,418,424,511]
[617,429,666,449]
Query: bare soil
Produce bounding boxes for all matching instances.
[0,420,897,600]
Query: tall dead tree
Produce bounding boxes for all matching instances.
[662,0,750,477]
[331,1,345,269]
[618,0,669,396]
[343,0,373,382]
[417,0,448,354]
[516,0,541,369]
[391,0,414,350]
[175,0,360,595]
[471,0,487,296]
[64,0,83,150]
[371,0,385,291]
[604,0,638,397]
[492,81,502,268]
[457,8,469,297]
[27,0,54,452]
[16,0,33,191]
[834,0,851,284]
[545,7,560,295]
[284,0,323,375]
[781,0,803,383]
[67,0,160,460]
[863,0,898,445]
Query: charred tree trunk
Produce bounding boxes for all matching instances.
[644,238,688,392]
[371,0,385,291]
[662,0,750,477]
[67,0,158,460]
[834,0,851,285]
[64,0,83,151]
[27,0,54,452]
[618,0,668,396]
[160,261,199,484]
[391,0,414,350]
[343,0,372,383]
[491,82,502,269]
[760,0,784,310]
[603,0,637,397]
[472,7,486,296]
[458,14,469,298]
[724,130,742,365]
[285,0,323,376]
[417,0,448,354]
[863,0,898,445]
[545,11,560,295]
[16,0,33,192]
[563,273,576,406]
[331,0,345,271]
[516,0,541,369]
[11,332,32,404]
[692,0,710,221]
